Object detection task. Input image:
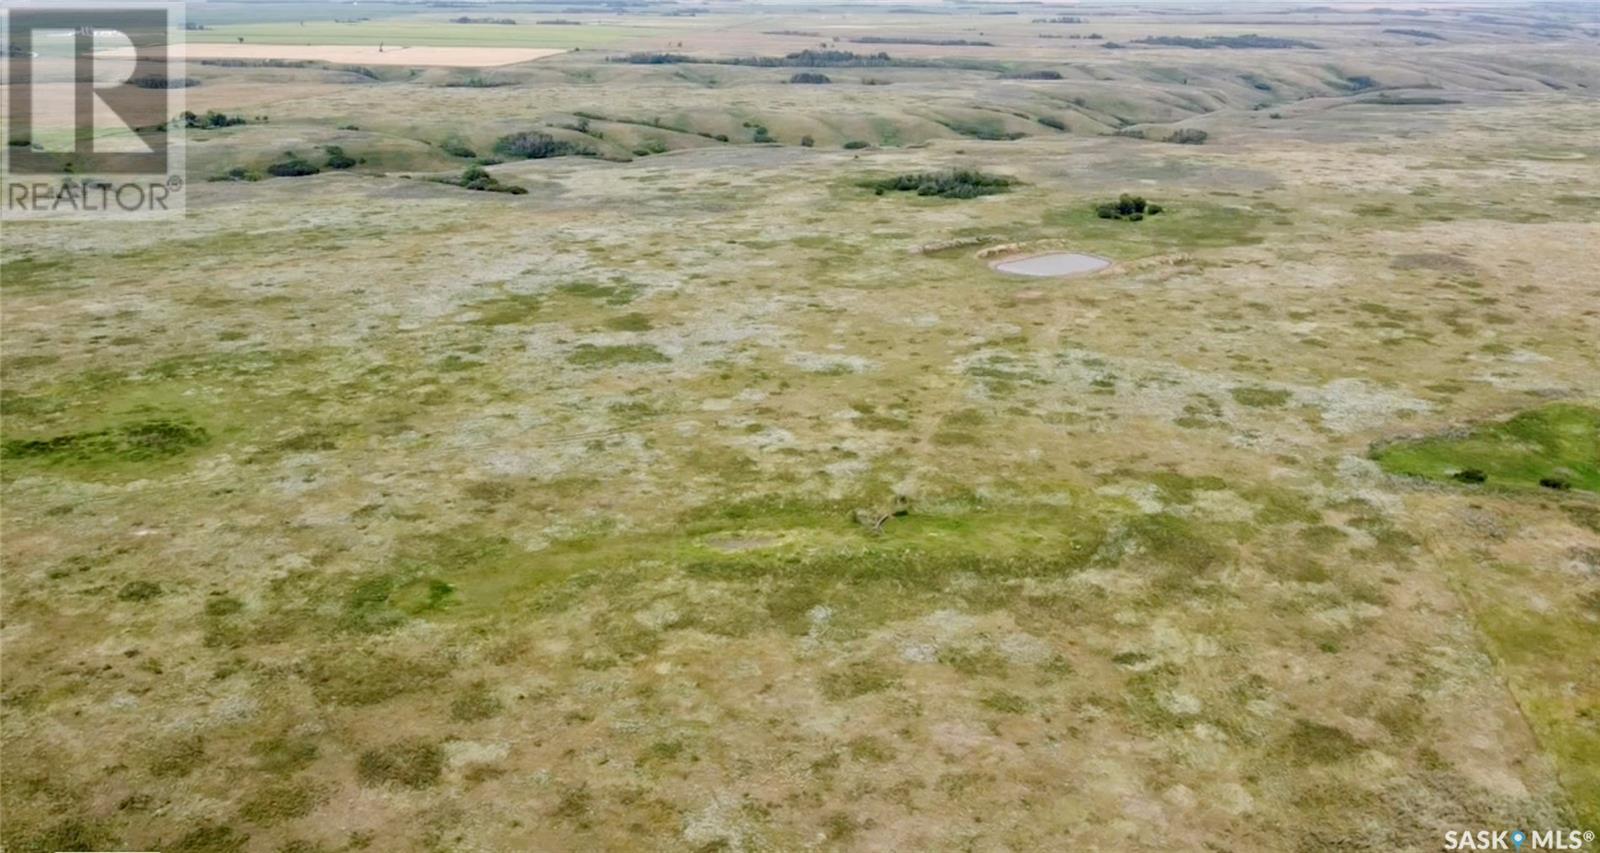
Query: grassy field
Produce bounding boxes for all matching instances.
[4,1,1599,850]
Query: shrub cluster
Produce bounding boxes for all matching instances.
[1383,28,1445,40]
[1006,69,1063,80]
[790,72,832,84]
[850,37,993,46]
[1133,34,1316,49]
[180,110,246,129]
[131,75,198,89]
[618,49,896,68]
[1095,193,1164,220]
[267,155,320,177]
[323,145,357,170]
[440,165,527,194]
[1115,127,1207,145]
[439,138,477,159]
[491,131,588,160]
[870,169,1015,199]
[210,166,262,182]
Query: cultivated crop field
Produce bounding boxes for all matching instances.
[2,1,1598,851]
[183,19,674,50]
[166,44,570,68]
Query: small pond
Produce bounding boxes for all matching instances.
[992,252,1111,277]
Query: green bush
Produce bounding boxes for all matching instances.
[323,145,356,170]
[491,131,588,160]
[133,75,198,89]
[266,156,320,178]
[118,580,164,602]
[1135,34,1316,49]
[868,169,1015,199]
[1095,193,1163,220]
[440,165,527,195]
[211,166,262,182]
[440,138,477,158]
[180,110,246,129]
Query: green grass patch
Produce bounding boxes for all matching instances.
[1451,558,1600,825]
[567,344,670,367]
[1281,718,1363,764]
[1230,386,1292,408]
[939,645,1010,678]
[169,823,249,853]
[340,570,455,634]
[450,681,504,722]
[149,735,207,778]
[1373,404,1600,493]
[820,661,897,700]
[1040,201,1265,259]
[0,255,69,292]
[304,651,450,706]
[979,690,1029,714]
[237,780,325,823]
[2,418,208,465]
[603,312,654,332]
[556,280,640,305]
[687,545,1100,587]
[250,736,319,774]
[356,738,444,789]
